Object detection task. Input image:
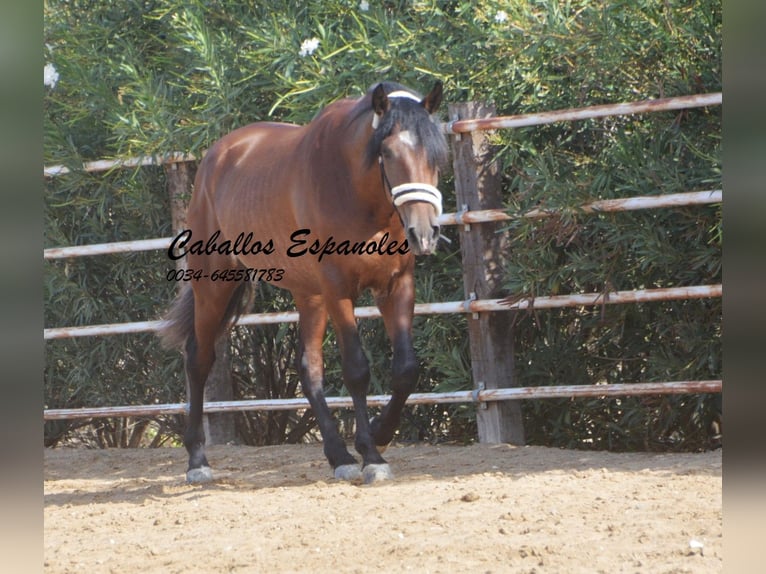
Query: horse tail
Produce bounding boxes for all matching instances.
[157,287,195,350]
[219,281,256,337]
[158,281,254,350]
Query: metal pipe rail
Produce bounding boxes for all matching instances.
[42,94,722,177]
[44,152,197,177]
[43,284,722,340]
[444,92,722,134]
[43,380,722,420]
[43,189,721,260]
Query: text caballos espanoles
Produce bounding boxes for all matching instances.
[168,228,410,263]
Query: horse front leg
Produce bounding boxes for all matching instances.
[371,272,419,452]
[294,295,361,481]
[325,296,392,483]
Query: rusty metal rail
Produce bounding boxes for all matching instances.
[43,237,171,260]
[43,189,721,260]
[445,92,721,134]
[44,152,196,177]
[43,94,722,178]
[43,380,722,420]
[44,284,722,340]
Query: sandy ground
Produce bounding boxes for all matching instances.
[44,443,721,573]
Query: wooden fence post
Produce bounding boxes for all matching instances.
[165,161,237,445]
[448,101,525,445]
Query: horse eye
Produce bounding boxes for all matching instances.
[381,147,394,160]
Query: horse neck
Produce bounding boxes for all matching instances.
[313,101,392,221]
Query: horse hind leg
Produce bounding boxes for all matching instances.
[163,279,250,483]
[183,330,215,484]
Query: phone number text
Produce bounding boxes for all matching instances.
[167,268,285,282]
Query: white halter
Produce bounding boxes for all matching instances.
[378,155,443,217]
[390,183,443,216]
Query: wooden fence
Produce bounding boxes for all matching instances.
[43,93,723,444]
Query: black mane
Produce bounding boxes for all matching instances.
[361,82,449,170]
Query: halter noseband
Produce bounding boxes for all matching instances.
[374,90,444,217]
[378,156,443,217]
[390,182,443,216]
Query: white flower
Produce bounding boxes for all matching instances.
[44,63,59,89]
[359,0,370,11]
[299,37,320,57]
[495,10,508,23]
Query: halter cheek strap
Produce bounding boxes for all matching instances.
[390,183,443,217]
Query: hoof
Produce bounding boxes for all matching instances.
[334,464,362,482]
[363,463,393,484]
[186,466,213,484]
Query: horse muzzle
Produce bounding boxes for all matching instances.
[407,222,440,255]
[390,183,442,255]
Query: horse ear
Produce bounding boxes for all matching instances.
[421,81,443,114]
[372,83,389,116]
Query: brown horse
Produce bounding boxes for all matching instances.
[159,81,448,484]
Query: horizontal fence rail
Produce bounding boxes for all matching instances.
[43,189,722,260]
[44,152,197,177]
[43,380,722,420]
[43,284,722,340]
[444,92,722,134]
[42,93,722,178]
[44,237,172,260]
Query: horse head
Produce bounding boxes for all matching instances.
[370,81,448,255]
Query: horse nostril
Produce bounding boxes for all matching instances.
[406,227,423,251]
